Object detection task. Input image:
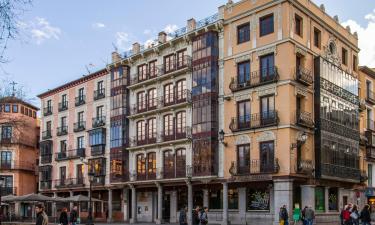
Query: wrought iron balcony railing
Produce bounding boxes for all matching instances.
[229,111,279,132]
[366,90,375,105]
[229,159,280,176]
[0,160,35,171]
[91,144,105,156]
[129,127,192,147]
[94,89,105,101]
[367,119,375,132]
[367,146,375,160]
[295,66,313,85]
[296,111,314,128]
[92,116,106,128]
[55,148,85,161]
[0,187,17,196]
[321,163,360,181]
[43,107,53,116]
[39,180,52,190]
[57,126,68,136]
[58,102,68,112]
[229,67,278,92]
[131,90,191,115]
[42,130,52,140]
[75,95,86,106]
[91,175,105,186]
[55,177,85,188]
[40,154,52,164]
[296,160,315,174]
[73,121,86,132]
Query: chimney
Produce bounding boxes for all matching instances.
[319,4,325,12]
[158,31,167,44]
[187,18,196,32]
[133,42,140,55]
[111,52,121,63]
[333,15,339,23]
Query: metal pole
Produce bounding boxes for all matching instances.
[87,181,93,225]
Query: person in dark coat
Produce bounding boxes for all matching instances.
[179,206,188,225]
[35,203,48,225]
[360,204,371,225]
[192,206,200,225]
[69,206,78,225]
[59,208,68,225]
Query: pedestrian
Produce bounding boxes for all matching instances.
[200,207,208,225]
[304,206,315,225]
[360,204,371,225]
[279,206,288,225]
[192,206,200,225]
[301,206,308,225]
[59,208,68,225]
[350,205,359,225]
[69,206,78,225]
[105,209,109,220]
[179,206,188,225]
[342,205,352,225]
[35,203,48,225]
[293,205,301,225]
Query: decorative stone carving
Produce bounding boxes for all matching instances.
[235,135,251,145]
[295,46,307,56]
[235,93,252,102]
[256,45,277,58]
[257,131,276,142]
[234,54,251,63]
[324,36,340,66]
[295,86,308,97]
[257,86,276,98]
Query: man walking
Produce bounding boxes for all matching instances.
[304,206,315,225]
[35,203,48,225]
[179,206,188,225]
[70,206,78,225]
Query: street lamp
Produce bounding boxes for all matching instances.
[218,129,227,146]
[87,172,95,225]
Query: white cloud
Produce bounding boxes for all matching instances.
[92,22,106,29]
[18,17,61,44]
[163,24,178,34]
[115,32,131,50]
[143,29,152,35]
[342,8,375,67]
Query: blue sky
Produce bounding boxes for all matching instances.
[1,0,375,106]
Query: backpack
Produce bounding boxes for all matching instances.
[343,210,351,221]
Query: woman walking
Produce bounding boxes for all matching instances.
[59,208,68,225]
[350,205,359,225]
[360,204,371,225]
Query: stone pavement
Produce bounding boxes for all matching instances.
[1,222,364,225]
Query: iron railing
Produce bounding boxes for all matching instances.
[55,148,85,161]
[40,154,52,164]
[39,180,52,190]
[94,89,105,101]
[92,116,106,128]
[0,160,35,171]
[230,159,280,175]
[367,147,375,160]
[296,66,313,85]
[229,111,278,132]
[130,127,191,147]
[56,126,68,136]
[91,144,105,156]
[43,107,53,116]
[91,175,105,186]
[229,67,278,92]
[73,121,86,132]
[296,111,314,128]
[58,102,68,112]
[75,95,86,106]
[321,163,360,181]
[54,178,85,188]
[0,187,17,196]
[42,130,52,140]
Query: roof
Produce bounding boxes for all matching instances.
[37,68,108,99]
[359,66,375,79]
[0,96,39,110]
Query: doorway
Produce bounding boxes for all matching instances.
[162,194,170,222]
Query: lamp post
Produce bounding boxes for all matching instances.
[218,129,227,146]
[87,172,95,225]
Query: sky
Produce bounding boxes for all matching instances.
[1,0,375,106]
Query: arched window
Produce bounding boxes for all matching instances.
[163,150,175,179]
[163,114,174,141]
[164,83,174,106]
[176,79,187,101]
[176,111,186,137]
[176,148,186,177]
[136,154,146,180]
[148,88,157,109]
[147,118,156,142]
[138,64,148,81]
[136,120,146,143]
[137,91,146,112]
[147,152,156,179]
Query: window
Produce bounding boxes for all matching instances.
[89,128,106,146]
[176,80,186,100]
[238,61,250,85]
[62,94,67,105]
[137,154,146,176]
[237,144,250,174]
[163,114,174,137]
[88,157,106,176]
[315,187,325,212]
[164,83,174,105]
[164,150,175,178]
[138,64,148,81]
[0,151,12,168]
[60,140,67,152]
[164,54,175,73]
[97,80,104,91]
[20,106,24,114]
[1,126,12,139]
[342,48,348,65]
[12,105,18,113]
[295,14,303,37]
[177,49,187,68]
[209,189,223,209]
[259,141,275,173]
[353,55,358,71]
[110,120,122,148]
[137,91,146,111]
[78,88,84,99]
[77,164,84,182]
[328,187,338,211]
[0,175,13,194]
[46,121,51,132]
[47,100,52,109]
[4,104,10,112]
[148,89,157,108]
[314,28,321,48]
[176,148,186,177]
[61,116,67,127]
[247,188,270,210]
[147,152,156,177]
[77,136,84,149]
[78,111,84,123]
[237,23,250,44]
[369,164,373,187]
[147,118,156,140]
[259,14,274,37]
[96,106,104,117]
[261,95,275,118]
[149,60,157,78]
[176,111,186,134]
[260,54,275,81]
[60,166,66,181]
[237,100,251,129]
[228,189,239,210]
[137,120,146,141]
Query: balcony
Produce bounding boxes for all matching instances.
[91,175,105,186]
[366,90,375,105]
[0,161,35,172]
[130,134,157,147]
[129,57,192,87]
[43,107,53,116]
[367,119,375,132]
[230,159,280,176]
[162,126,192,142]
[55,178,85,189]
[0,137,12,145]
[57,126,68,136]
[321,163,360,181]
[94,89,105,101]
[91,144,105,156]
[295,66,313,86]
[42,130,52,140]
[229,111,279,132]
[296,160,315,175]
[296,111,314,128]
[359,99,366,112]
[229,67,279,92]
[92,116,106,128]
[55,148,85,161]
[39,180,52,190]
[0,187,17,196]
[73,121,86,132]
[162,165,188,179]
[131,171,157,181]
[58,102,68,112]
[130,90,191,116]
[75,95,86,106]
[40,154,52,164]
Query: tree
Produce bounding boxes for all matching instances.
[0,0,32,63]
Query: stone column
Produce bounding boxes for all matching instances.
[203,189,209,208]
[325,187,329,213]
[187,181,193,225]
[69,191,74,210]
[123,187,129,221]
[52,192,57,218]
[108,189,113,222]
[157,183,163,224]
[222,182,228,225]
[130,186,137,224]
[238,187,247,224]
[170,191,178,223]
[301,185,315,209]
[273,179,293,225]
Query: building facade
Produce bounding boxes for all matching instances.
[38,0,368,224]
